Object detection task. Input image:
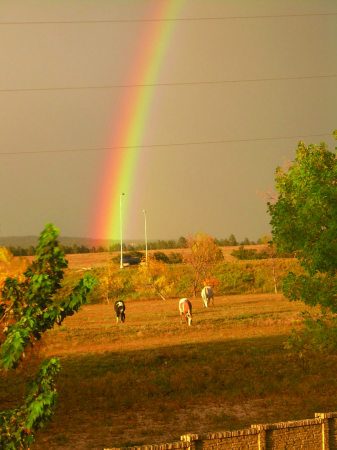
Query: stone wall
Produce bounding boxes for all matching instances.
[105,412,337,450]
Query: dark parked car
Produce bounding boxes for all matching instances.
[122,254,141,266]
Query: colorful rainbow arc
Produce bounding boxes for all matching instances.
[92,0,183,241]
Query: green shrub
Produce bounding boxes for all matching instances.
[153,252,170,263]
[231,246,267,260]
[168,252,183,264]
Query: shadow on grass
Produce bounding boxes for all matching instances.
[49,333,337,415]
[4,333,337,450]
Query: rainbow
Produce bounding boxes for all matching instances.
[92,0,183,241]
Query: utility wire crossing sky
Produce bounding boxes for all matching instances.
[1,0,336,241]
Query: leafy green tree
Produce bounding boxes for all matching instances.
[158,240,169,249]
[109,243,120,252]
[167,240,176,249]
[257,235,270,244]
[240,237,250,245]
[0,224,96,448]
[228,234,238,246]
[269,133,337,349]
[177,236,187,248]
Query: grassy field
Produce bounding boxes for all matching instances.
[21,244,269,269]
[48,246,301,306]
[3,291,337,450]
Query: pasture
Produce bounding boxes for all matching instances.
[21,244,269,269]
[3,292,337,450]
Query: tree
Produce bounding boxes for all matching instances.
[135,255,174,300]
[99,259,124,304]
[203,276,219,291]
[260,234,279,294]
[183,232,223,297]
[269,133,337,349]
[0,224,96,448]
[167,240,176,249]
[177,236,187,248]
[228,234,238,246]
[27,246,36,256]
[258,235,270,245]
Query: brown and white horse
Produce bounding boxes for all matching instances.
[179,298,193,326]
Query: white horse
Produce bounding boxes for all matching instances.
[201,286,214,307]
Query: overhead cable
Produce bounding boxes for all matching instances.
[0,133,332,156]
[1,75,336,93]
[1,12,336,25]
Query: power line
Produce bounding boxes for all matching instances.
[1,12,336,25]
[1,75,336,93]
[0,134,332,156]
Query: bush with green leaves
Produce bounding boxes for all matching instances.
[231,246,267,260]
[167,252,183,264]
[0,224,96,449]
[153,252,170,264]
[269,132,337,351]
[231,245,293,261]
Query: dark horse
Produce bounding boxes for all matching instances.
[114,300,126,323]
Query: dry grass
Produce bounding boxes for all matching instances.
[3,292,336,450]
[20,245,268,269]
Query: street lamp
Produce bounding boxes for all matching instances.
[143,209,148,265]
[120,193,125,269]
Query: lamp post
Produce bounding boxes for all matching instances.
[120,193,125,269]
[143,209,148,265]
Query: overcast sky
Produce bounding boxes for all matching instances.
[1,0,336,242]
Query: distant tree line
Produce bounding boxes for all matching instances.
[6,234,263,256]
